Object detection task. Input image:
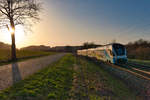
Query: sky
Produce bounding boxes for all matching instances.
[0,0,150,48]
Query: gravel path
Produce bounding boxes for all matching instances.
[0,53,66,91]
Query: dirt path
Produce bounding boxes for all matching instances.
[70,64,90,100]
[70,62,112,100]
[0,53,66,91]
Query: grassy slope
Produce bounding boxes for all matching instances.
[0,54,137,100]
[0,49,57,65]
[128,59,150,66]
[71,57,137,100]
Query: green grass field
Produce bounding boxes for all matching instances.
[0,54,139,100]
[128,59,150,66]
[0,49,57,65]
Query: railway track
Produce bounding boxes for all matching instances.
[127,62,150,70]
[116,62,150,80]
[84,56,150,80]
[79,56,150,99]
[100,61,150,99]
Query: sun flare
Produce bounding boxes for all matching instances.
[2,25,25,45]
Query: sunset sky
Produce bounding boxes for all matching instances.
[0,0,150,48]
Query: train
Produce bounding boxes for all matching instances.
[77,43,127,64]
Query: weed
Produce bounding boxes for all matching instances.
[0,54,75,100]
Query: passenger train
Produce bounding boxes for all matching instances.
[77,43,127,64]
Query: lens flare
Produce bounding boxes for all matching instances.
[9,27,15,35]
[1,25,25,44]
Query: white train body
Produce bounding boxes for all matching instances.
[77,43,127,64]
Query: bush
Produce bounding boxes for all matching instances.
[126,39,150,60]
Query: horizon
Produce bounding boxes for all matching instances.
[1,38,149,49]
[0,0,150,48]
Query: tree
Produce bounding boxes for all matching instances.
[0,0,41,60]
[65,45,73,52]
[82,42,100,49]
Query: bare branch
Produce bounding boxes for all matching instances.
[0,0,42,28]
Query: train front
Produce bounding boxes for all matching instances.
[113,43,127,64]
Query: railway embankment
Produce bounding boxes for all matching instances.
[99,62,150,99]
[0,54,137,100]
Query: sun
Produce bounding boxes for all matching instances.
[2,25,25,45]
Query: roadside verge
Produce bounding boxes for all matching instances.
[0,53,65,91]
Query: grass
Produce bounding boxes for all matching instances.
[0,54,138,100]
[0,54,75,100]
[73,57,137,100]
[0,49,57,65]
[128,59,150,66]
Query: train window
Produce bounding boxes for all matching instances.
[113,44,125,56]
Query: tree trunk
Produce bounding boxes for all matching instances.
[10,18,16,61]
[11,33,16,61]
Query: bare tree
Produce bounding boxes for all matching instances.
[0,0,41,60]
